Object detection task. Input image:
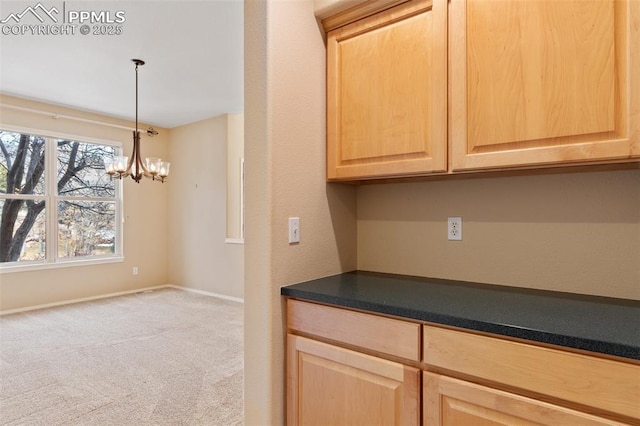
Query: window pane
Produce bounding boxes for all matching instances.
[58,200,116,258]
[0,199,46,263]
[0,131,46,195]
[57,140,116,198]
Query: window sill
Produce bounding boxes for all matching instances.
[0,256,125,274]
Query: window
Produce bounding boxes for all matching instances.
[0,129,121,269]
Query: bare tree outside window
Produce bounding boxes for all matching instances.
[0,131,119,264]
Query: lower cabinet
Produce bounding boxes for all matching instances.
[422,325,639,424]
[285,299,639,425]
[423,372,626,426]
[287,334,420,425]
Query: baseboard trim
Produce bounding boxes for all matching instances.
[0,284,172,316]
[1,284,244,316]
[167,284,244,304]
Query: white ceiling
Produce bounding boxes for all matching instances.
[0,0,244,128]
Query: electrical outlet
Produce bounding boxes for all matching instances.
[448,217,462,241]
[288,217,300,244]
[132,266,139,275]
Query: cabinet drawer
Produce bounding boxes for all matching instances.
[287,299,420,361]
[423,325,640,420]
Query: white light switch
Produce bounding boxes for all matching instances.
[289,217,300,244]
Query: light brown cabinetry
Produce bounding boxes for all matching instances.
[422,325,639,425]
[326,0,447,180]
[288,335,420,425]
[285,299,640,425]
[323,0,639,181]
[449,0,640,171]
[423,372,627,426]
[286,299,421,425]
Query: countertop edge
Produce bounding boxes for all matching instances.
[281,284,640,362]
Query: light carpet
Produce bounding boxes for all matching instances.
[0,288,244,425]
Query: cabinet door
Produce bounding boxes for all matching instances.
[327,0,447,181]
[423,372,628,426]
[287,334,420,425]
[450,0,640,171]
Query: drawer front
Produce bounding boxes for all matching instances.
[423,325,640,420]
[287,299,420,361]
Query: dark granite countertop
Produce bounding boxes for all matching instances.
[281,271,640,361]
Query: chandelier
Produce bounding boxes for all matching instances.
[104,59,170,183]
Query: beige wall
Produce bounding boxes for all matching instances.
[0,95,170,311]
[167,115,244,299]
[244,0,357,423]
[358,169,640,300]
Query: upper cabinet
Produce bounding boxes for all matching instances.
[326,0,447,181]
[450,0,640,171]
[322,0,640,181]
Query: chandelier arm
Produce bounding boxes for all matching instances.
[123,130,137,177]
[137,134,151,177]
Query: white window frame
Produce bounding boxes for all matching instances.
[0,125,124,273]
